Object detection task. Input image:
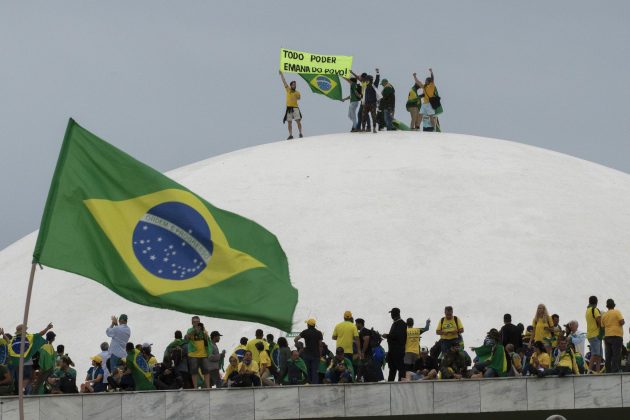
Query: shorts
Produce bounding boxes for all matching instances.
[404,352,419,365]
[420,102,435,116]
[588,337,602,356]
[286,108,302,121]
[189,357,211,374]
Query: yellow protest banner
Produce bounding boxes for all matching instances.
[279,48,353,77]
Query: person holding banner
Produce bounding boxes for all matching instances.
[342,77,362,132]
[279,71,304,140]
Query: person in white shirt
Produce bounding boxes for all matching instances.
[98,342,111,384]
[106,314,131,372]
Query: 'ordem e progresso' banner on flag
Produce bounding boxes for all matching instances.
[280,48,352,77]
[33,119,298,331]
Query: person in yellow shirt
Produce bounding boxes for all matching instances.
[332,311,361,361]
[529,304,554,352]
[413,68,438,130]
[404,318,431,371]
[585,295,603,373]
[279,70,303,140]
[246,329,269,363]
[233,351,261,387]
[223,355,239,387]
[256,342,274,386]
[527,341,550,376]
[436,306,464,356]
[601,298,625,373]
[537,337,579,377]
[185,316,210,388]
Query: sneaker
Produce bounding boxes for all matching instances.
[372,127,377,133]
[287,135,293,140]
[299,133,303,138]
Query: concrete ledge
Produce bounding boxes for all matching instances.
[2,374,630,419]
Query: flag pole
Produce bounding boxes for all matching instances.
[18,262,37,420]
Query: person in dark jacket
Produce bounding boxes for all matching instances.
[361,75,379,133]
[382,307,407,381]
[500,314,524,349]
[380,79,395,131]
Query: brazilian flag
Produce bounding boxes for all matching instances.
[473,343,507,377]
[299,73,342,101]
[126,349,155,390]
[8,334,46,366]
[33,119,298,331]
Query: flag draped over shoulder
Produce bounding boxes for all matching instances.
[0,338,8,366]
[8,334,46,366]
[33,119,298,331]
[127,349,155,390]
[473,343,507,377]
[299,74,342,101]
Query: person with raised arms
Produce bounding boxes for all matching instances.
[279,70,303,140]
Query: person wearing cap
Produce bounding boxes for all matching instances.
[141,342,158,368]
[208,331,226,388]
[379,78,395,131]
[80,355,106,393]
[106,314,131,376]
[295,318,323,384]
[601,298,625,373]
[383,307,407,381]
[8,322,52,393]
[332,311,361,363]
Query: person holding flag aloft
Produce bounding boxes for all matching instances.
[279,70,304,140]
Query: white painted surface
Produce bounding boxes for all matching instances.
[2,132,630,379]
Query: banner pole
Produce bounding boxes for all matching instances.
[18,262,37,420]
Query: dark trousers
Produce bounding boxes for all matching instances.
[387,353,405,381]
[358,105,370,130]
[605,336,623,373]
[302,354,320,384]
[541,366,573,377]
[362,104,377,131]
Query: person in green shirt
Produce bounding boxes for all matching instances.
[324,347,354,384]
[342,76,362,131]
[47,355,78,394]
[380,79,396,131]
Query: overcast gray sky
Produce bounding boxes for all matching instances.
[1,1,629,250]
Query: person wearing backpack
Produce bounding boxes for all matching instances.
[165,330,190,388]
[436,306,464,357]
[413,69,439,131]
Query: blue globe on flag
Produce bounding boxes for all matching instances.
[132,202,214,281]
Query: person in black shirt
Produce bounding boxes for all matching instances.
[404,347,438,381]
[500,314,524,349]
[294,319,323,384]
[383,307,407,381]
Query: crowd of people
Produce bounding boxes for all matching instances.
[279,67,442,140]
[0,296,627,396]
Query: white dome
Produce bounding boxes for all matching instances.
[2,132,630,377]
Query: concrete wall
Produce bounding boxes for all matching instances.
[1,374,629,419]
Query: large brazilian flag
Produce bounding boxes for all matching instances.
[33,119,298,331]
[299,73,342,101]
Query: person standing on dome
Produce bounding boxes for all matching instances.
[342,76,362,132]
[332,311,361,363]
[413,68,440,131]
[380,78,396,131]
[585,296,603,373]
[279,70,303,140]
[436,306,464,357]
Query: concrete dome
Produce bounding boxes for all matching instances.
[2,132,630,376]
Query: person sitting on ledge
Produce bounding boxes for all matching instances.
[536,337,579,377]
[437,341,467,379]
[233,350,261,387]
[324,347,354,384]
[527,341,551,376]
[283,350,307,385]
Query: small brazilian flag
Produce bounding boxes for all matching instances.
[33,119,298,331]
[299,73,342,101]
